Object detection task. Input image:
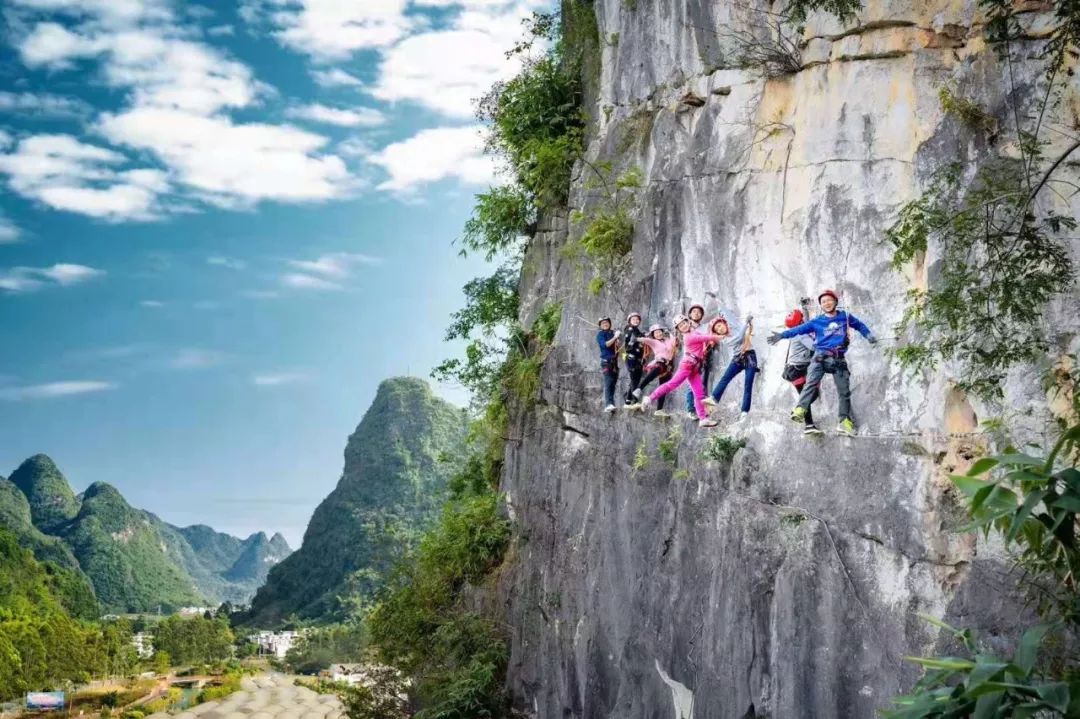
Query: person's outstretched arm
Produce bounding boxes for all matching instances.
[848,314,877,343]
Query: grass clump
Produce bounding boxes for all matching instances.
[658,427,681,466]
[701,435,747,463]
[632,441,649,472]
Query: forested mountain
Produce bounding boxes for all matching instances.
[0,455,291,614]
[244,377,468,625]
[0,527,103,698]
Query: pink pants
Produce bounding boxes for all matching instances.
[650,360,707,419]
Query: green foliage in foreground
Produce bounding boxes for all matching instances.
[886,155,1075,399]
[887,619,1078,718]
[886,386,1080,717]
[367,491,511,719]
[339,666,410,719]
[0,528,134,701]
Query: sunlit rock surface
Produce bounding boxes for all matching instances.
[498,0,1080,716]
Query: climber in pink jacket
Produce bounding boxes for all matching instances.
[641,315,726,428]
[631,324,678,414]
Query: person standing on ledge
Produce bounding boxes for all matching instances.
[597,317,621,413]
[779,307,822,436]
[643,314,727,428]
[621,312,646,408]
[767,289,877,436]
[703,310,757,432]
[632,323,678,416]
[684,302,712,419]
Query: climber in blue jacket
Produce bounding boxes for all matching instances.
[767,289,877,436]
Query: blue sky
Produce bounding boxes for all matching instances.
[0,0,545,547]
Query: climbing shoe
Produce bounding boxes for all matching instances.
[702,396,718,408]
[654,410,671,418]
[837,418,856,436]
[604,404,617,413]
[790,406,807,423]
[803,424,823,436]
[687,410,699,421]
[698,418,719,428]
[632,387,643,400]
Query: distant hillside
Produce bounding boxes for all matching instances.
[0,527,101,697]
[9,455,79,531]
[0,455,292,613]
[244,377,468,626]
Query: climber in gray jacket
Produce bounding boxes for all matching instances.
[780,307,821,435]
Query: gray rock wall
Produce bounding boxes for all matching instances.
[500,0,1079,717]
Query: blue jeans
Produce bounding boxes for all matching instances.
[710,351,757,413]
[602,370,618,407]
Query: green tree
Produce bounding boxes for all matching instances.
[886,369,1080,716]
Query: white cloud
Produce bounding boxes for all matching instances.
[0,262,104,293]
[207,24,235,36]
[0,216,21,244]
[287,251,380,278]
[252,371,309,386]
[17,24,257,115]
[169,348,229,370]
[0,134,164,220]
[0,91,92,118]
[9,0,171,23]
[370,125,495,192]
[370,3,535,118]
[286,103,385,127]
[311,68,363,88]
[100,108,351,206]
[37,262,105,285]
[0,380,116,401]
[242,0,412,59]
[140,299,165,307]
[207,255,247,270]
[16,21,99,67]
[280,273,343,291]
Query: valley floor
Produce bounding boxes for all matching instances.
[143,675,343,719]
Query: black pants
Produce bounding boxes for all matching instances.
[624,358,644,404]
[638,361,673,409]
[784,364,814,425]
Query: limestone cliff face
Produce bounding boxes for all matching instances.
[498,1,1079,717]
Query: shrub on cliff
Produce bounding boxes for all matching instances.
[887,368,1080,717]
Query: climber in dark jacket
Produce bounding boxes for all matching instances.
[768,289,877,436]
[622,312,646,407]
[597,317,621,413]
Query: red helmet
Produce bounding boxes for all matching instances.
[785,309,804,328]
[818,289,839,304]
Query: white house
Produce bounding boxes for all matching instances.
[328,664,368,685]
[131,632,154,659]
[248,630,303,658]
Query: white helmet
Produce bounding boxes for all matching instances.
[627,312,642,322]
[648,323,665,334]
[672,314,690,329]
